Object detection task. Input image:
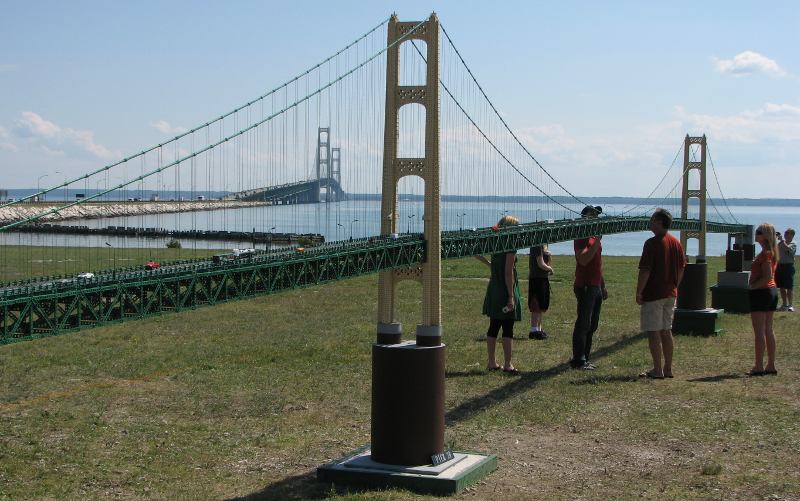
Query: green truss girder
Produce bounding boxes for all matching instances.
[0,217,750,344]
[0,235,426,343]
[441,217,750,258]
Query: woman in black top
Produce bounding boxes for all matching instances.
[528,244,553,339]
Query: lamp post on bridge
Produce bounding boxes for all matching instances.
[336,222,343,240]
[105,242,116,279]
[535,208,541,222]
[456,212,466,231]
[37,174,48,202]
[53,171,61,201]
[407,214,416,234]
[349,219,358,241]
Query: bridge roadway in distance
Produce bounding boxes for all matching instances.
[0,216,751,343]
[225,177,346,203]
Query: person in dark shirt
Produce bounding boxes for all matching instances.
[570,205,607,370]
[635,208,686,379]
[528,244,553,340]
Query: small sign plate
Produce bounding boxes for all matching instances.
[431,449,455,466]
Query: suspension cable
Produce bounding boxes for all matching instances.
[0,16,391,210]
[706,144,739,223]
[619,140,684,216]
[1,19,426,232]
[440,23,588,208]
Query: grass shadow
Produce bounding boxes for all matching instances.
[229,468,415,500]
[446,332,647,426]
[569,374,640,385]
[687,372,744,382]
[226,470,325,500]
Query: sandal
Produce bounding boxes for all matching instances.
[639,370,664,379]
[747,369,766,377]
[502,367,520,374]
[486,365,501,371]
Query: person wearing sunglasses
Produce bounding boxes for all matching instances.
[748,223,780,376]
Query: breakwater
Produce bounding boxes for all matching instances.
[0,200,269,226]
[14,223,324,245]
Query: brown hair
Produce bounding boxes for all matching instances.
[652,208,673,229]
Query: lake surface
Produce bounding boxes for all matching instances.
[4,201,798,256]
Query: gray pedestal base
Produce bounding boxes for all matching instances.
[317,446,497,495]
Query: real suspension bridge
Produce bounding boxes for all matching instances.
[0,13,749,345]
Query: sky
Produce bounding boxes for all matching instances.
[1,1,798,198]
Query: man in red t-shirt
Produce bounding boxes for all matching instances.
[636,208,686,379]
[571,205,607,370]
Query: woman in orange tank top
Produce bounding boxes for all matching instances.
[748,222,779,376]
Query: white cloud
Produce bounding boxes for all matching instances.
[12,111,119,160]
[675,103,800,143]
[0,126,18,151]
[714,51,785,77]
[151,120,187,135]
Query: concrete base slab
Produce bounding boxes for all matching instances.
[717,271,750,288]
[673,308,724,336]
[711,285,750,313]
[317,446,497,495]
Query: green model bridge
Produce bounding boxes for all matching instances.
[0,216,750,344]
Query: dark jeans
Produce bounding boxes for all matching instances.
[571,285,603,366]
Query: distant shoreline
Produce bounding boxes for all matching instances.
[347,194,800,207]
[4,189,800,207]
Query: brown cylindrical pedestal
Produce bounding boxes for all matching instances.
[725,249,744,272]
[371,341,445,466]
[677,262,707,310]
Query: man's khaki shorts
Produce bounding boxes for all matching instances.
[641,296,676,332]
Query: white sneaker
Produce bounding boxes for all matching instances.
[789,306,795,312]
[778,304,788,311]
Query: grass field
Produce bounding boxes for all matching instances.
[0,245,222,283]
[1,255,798,500]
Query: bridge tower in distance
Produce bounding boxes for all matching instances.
[679,134,708,260]
[316,127,331,202]
[331,147,341,188]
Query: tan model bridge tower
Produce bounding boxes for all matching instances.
[376,13,441,347]
[680,134,708,260]
[370,14,446,468]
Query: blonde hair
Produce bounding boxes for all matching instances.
[497,215,519,227]
[757,222,778,259]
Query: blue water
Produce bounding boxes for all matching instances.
[5,201,798,256]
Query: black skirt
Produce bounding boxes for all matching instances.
[749,288,778,312]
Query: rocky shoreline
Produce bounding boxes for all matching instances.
[0,200,269,226]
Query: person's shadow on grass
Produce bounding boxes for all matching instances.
[686,372,743,382]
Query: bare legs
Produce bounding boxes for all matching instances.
[501,337,514,370]
[486,336,499,369]
[530,310,543,332]
[646,330,673,378]
[486,336,514,370]
[751,311,777,372]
